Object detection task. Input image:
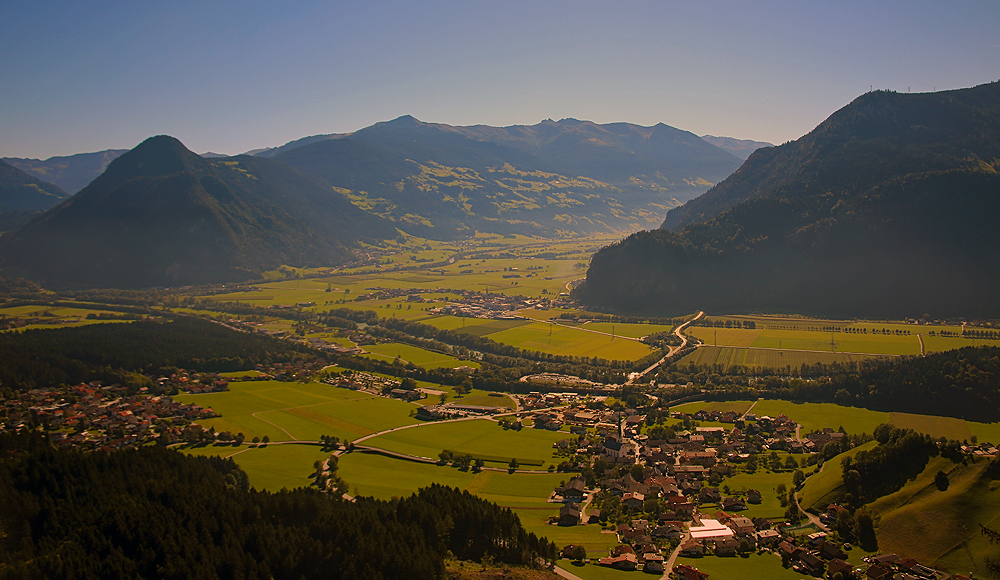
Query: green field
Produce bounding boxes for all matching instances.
[361,419,564,468]
[174,380,419,442]
[363,342,480,369]
[180,443,329,491]
[719,470,796,520]
[673,553,807,580]
[577,321,675,339]
[679,345,882,369]
[336,451,623,557]
[751,400,889,436]
[488,322,656,361]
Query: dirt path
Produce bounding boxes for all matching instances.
[741,398,762,420]
[918,333,925,356]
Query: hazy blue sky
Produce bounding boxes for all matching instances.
[3,0,998,158]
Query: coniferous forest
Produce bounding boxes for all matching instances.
[0,433,556,580]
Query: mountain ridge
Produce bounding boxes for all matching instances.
[578,82,1000,318]
[0,136,395,288]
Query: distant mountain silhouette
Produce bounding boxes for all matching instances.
[700,135,774,160]
[0,136,395,288]
[0,159,68,213]
[578,82,1000,317]
[4,149,127,194]
[266,116,741,237]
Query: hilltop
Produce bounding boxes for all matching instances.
[577,82,1000,318]
[0,136,395,288]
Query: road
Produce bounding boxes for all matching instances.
[794,461,829,531]
[627,311,704,385]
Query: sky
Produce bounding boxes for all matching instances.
[2,0,998,159]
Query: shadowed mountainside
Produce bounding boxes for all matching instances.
[578,82,1000,318]
[0,136,395,288]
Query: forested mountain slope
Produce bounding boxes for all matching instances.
[578,82,1000,317]
[0,136,395,288]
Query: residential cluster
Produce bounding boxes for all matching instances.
[0,382,216,450]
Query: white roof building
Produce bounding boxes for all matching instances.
[688,519,735,541]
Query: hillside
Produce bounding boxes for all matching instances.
[0,136,395,288]
[0,159,68,213]
[4,149,127,194]
[268,116,742,237]
[578,82,1000,317]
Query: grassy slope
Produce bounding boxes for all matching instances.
[871,456,1000,576]
[797,441,878,510]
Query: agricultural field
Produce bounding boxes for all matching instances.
[362,342,480,370]
[672,553,806,580]
[678,345,881,370]
[174,379,420,443]
[360,419,566,468]
[179,442,329,491]
[487,322,656,361]
[0,304,138,330]
[751,400,889,435]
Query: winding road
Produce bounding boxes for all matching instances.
[627,311,704,385]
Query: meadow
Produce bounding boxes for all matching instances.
[174,379,420,443]
[360,419,566,468]
[362,342,480,370]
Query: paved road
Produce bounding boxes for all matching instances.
[553,564,587,580]
[661,530,689,579]
[795,462,829,531]
[628,311,704,385]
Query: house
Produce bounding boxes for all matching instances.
[727,516,755,536]
[778,540,803,561]
[713,538,739,556]
[698,487,722,503]
[754,529,782,547]
[622,492,645,509]
[640,552,664,573]
[679,539,705,557]
[555,477,586,502]
[721,496,747,511]
[610,544,635,557]
[816,539,847,561]
[559,503,581,526]
[673,563,710,580]
[651,524,683,540]
[826,558,852,579]
[797,551,826,576]
[598,552,637,571]
[865,563,892,580]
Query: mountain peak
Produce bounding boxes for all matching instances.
[99,135,203,183]
[382,115,423,127]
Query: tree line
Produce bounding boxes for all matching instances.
[0,432,556,580]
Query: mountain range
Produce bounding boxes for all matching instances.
[577,81,1000,318]
[260,116,743,238]
[0,116,749,288]
[4,149,127,195]
[0,136,395,288]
